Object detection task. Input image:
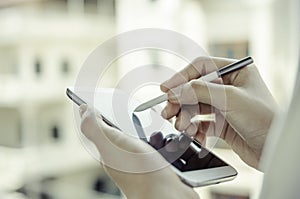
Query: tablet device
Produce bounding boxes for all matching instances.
[66,88,237,187]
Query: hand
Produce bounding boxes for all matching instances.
[160,57,278,169]
[79,104,199,199]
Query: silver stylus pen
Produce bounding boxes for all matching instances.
[134,56,253,112]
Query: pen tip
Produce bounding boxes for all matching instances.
[133,106,144,112]
[134,103,150,112]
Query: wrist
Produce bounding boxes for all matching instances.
[128,189,198,199]
[125,178,199,199]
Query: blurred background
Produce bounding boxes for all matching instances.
[0,0,299,198]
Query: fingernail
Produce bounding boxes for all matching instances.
[79,104,88,116]
[161,109,167,118]
[186,129,197,137]
[160,83,168,92]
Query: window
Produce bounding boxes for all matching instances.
[0,108,21,147]
[0,46,18,75]
[98,0,116,17]
[61,60,70,74]
[35,59,42,75]
[209,41,249,59]
[51,125,61,140]
[84,0,98,14]
[93,175,121,195]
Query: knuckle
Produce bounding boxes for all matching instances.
[225,85,240,109]
[226,85,238,97]
[189,80,201,90]
[181,69,190,82]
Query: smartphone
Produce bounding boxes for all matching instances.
[66,88,237,187]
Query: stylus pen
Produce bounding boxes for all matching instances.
[134,56,253,112]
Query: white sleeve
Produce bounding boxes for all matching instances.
[258,77,300,199]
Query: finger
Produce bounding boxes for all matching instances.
[161,57,214,92]
[175,108,194,131]
[185,123,198,137]
[168,79,240,112]
[79,104,88,117]
[160,57,235,92]
[198,103,213,115]
[81,106,154,157]
[80,106,103,141]
[194,133,206,146]
[149,131,164,149]
[213,109,229,139]
[197,121,212,134]
[80,106,120,144]
[175,104,213,135]
[80,106,100,137]
[175,104,202,131]
[161,102,180,119]
[80,106,166,173]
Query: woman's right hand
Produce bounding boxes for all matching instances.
[160,57,278,169]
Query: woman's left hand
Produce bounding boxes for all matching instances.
[79,104,199,199]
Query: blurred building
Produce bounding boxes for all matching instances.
[0,0,299,199]
[0,0,121,199]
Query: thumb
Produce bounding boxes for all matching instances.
[79,105,132,149]
[80,105,155,155]
[168,80,239,112]
[79,105,168,173]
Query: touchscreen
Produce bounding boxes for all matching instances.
[132,113,227,172]
[71,88,228,172]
